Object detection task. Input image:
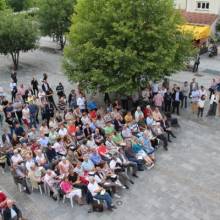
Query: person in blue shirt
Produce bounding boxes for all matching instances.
[82,156,95,172]
[90,148,103,166]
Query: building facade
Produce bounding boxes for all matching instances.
[174,0,220,15]
[174,0,219,34]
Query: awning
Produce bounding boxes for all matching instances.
[179,24,211,40]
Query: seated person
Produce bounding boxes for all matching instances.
[75,126,85,143]
[143,105,153,118]
[35,149,49,169]
[138,131,155,161]
[124,140,145,171]
[60,176,83,205]
[151,122,168,151]
[93,128,105,145]
[86,136,97,149]
[144,127,159,148]
[11,164,31,194]
[87,176,116,211]
[161,115,176,142]
[113,115,124,132]
[152,107,163,122]
[145,114,155,127]
[81,156,95,173]
[97,143,111,161]
[131,138,154,169]
[28,164,45,190]
[58,157,72,177]
[67,120,76,137]
[45,143,57,162]
[111,132,125,146]
[103,122,115,136]
[52,137,67,157]
[58,124,68,137]
[124,111,133,124]
[11,149,23,166]
[89,148,104,166]
[81,112,91,126]
[43,169,60,199]
[121,124,133,139]
[84,124,92,138]
[134,106,145,126]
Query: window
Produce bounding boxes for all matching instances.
[197,1,209,10]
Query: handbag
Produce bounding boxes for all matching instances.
[92,200,104,212]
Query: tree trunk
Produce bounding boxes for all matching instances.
[11,51,20,70]
[59,35,65,50]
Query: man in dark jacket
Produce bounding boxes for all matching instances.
[172,87,183,115]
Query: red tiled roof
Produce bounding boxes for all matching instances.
[180,10,219,25]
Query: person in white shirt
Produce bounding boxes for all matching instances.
[88,176,116,210]
[58,124,68,137]
[77,94,86,111]
[22,104,30,127]
[11,150,23,165]
[134,106,144,123]
[199,86,207,98]
[207,92,218,116]
[43,169,59,198]
[197,95,206,118]
[191,89,200,114]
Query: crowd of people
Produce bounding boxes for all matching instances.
[0,72,219,216]
[142,77,220,118]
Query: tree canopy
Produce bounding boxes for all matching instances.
[64,0,194,94]
[0,0,6,10]
[38,0,76,49]
[0,10,39,70]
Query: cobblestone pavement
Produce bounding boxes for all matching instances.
[0,38,220,220]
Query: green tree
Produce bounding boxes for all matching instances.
[6,0,26,11]
[0,10,39,70]
[0,0,6,10]
[38,0,76,49]
[64,0,194,94]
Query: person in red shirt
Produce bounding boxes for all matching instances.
[0,191,7,209]
[67,120,76,136]
[97,144,111,161]
[143,105,152,118]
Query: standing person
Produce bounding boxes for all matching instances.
[47,88,57,110]
[172,87,182,115]
[181,81,189,108]
[13,95,23,125]
[197,95,206,118]
[22,104,30,128]
[77,93,86,112]
[31,77,39,96]
[199,86,207,99]
[43,73,48,81]
[191,88,200,114]
[207,91,218,116]
[192,55,200,73]
[104,93,111,106]
[9,80,17,102]
[208,78,217,99]
[189,78,199,96]
[11,71,17,84]
[151,81,159,96]
[17,84,26,103]
[56,82,65,98]
[68,90,77,109]
[153,92,163,110]
[164,89,172,113]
